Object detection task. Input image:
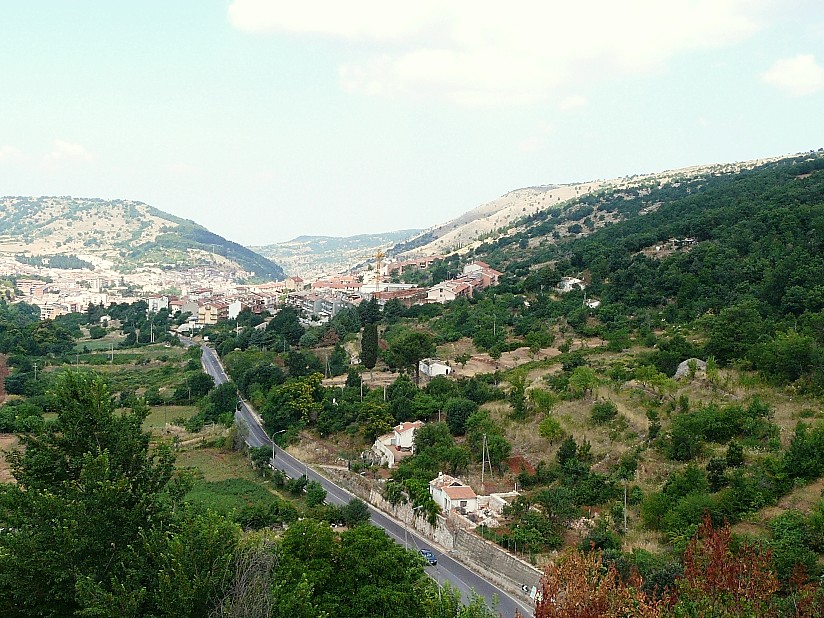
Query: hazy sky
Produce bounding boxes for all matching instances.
[1,1,823,246]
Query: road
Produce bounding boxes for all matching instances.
[199,344,534,618]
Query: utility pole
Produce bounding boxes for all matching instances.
[33,361,38,381]
[481,433,487,488]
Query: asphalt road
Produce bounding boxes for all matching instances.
[199,344,534,618]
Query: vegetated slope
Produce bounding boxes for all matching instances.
[473,151,824,323]
[0,196,285,280]
[397,155,785,258]
[251,229,422,277]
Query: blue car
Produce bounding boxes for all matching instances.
[419,548,437,565]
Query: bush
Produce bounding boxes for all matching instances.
[591,400,618,424]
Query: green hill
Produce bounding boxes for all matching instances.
[0,196,284,280]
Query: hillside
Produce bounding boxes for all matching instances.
[251,229,421,278]
[396,155,787,258]
[0,196,285,281]
[469,150,824,324]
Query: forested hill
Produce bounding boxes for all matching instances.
[473,151,824,323]
[0,197,285,280]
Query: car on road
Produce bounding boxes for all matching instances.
[419,548,437,565]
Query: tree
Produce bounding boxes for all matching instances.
[305,480,327,508]
[0,371,237,617]
[387,374,419,422]
[328,343,349,377]
[591,400,618,424]
[340,498,371,527]
[358,297,382,325]
[672,514,781,616]
[267,306,304,346]
[535,547,666,618]
[539,415,564,444]
[557,436,579,467]
[704,301,764,364]
[186,371,215,399]
[262,373,325,434]
[445,397,478,436]
[249,445,273,473]
[360,322,379,379]
[390,331,435,383]
[567,365,599,399]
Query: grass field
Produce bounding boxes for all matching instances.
[175,447,261,483]
[185,477,280,515]
[143,405,198,430]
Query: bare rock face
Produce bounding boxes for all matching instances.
[674,358,707,381]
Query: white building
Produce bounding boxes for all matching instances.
[419,358,452,378]
[558,277,585,293]
[372,421,423,468]
[429,473,479,514]
[146,295,169,313]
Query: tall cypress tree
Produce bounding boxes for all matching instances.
[361,322,378,380]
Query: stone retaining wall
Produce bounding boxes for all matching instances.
[321,467,542,600]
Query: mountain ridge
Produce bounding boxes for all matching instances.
[0,196,285,281]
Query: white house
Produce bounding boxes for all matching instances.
[419,358,452,378]
[558,277,585,293]
[429,473,479,514]
[146,295,169,313]
[372,421,424,468]
[426,281,472,303]
[228,300,245,320]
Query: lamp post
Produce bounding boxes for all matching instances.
[405,504,424,550]
[271,429,287,464]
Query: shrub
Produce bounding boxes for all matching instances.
[591,400,618,424]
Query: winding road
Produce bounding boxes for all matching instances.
[199,343,534,618]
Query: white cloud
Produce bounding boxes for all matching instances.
[558,95,588,111]
[167,162,198,176]
[0,145,23,163]
[44,139,95,165]
[519,122,554,152]
[229,0,769,106]
[761,54,824,96]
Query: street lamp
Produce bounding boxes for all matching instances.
[271,429,287,463]
[405,504,424,550]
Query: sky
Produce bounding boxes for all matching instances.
[1,1,823,246]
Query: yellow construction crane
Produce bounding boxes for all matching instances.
[374,249,385,280]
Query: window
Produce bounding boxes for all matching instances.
[460,500,467,507]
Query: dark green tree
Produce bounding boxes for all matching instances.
[444,397,478,436]
[389,331,435,383]
[328,343,349,377]
[360,322,379,379]
[0,371,237,617]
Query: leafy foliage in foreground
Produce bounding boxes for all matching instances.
[0,372,238,617]
[535,515,824,618]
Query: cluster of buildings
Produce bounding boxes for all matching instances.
[371,420,517,528]
[7,250,504,326]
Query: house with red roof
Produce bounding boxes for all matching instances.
[429,472,479,514]
[372,420,424,468]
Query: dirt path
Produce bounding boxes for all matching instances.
[0,434,18,483]
[733,476,824,537]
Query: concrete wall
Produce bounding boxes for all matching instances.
[322,466,542,600]
[453,529,542,594]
